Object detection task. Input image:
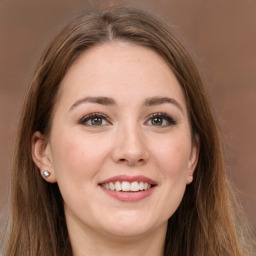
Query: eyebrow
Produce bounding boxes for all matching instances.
[70,96,184,114]
[70,96,116,110]
[144,97,184,114]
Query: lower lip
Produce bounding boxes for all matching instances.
[100,186,156,202]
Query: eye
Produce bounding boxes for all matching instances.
[145,113,177,127]
[79,113,110,126]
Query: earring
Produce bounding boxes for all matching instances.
[42,171,50,178]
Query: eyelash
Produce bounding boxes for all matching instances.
[78,112,177,127]
[145,112,177,127]
[79,113,110,126]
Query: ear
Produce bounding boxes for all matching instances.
[186,134,200,184]
[32,131,57,183]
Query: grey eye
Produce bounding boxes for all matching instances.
[90,117,103,126]
[79,113,109,126]
[145,113,177,127]
[151,117,163,126]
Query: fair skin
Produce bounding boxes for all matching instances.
[32,42,199,256]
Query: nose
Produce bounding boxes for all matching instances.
[111,125,149,166]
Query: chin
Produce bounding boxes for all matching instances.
[103,225,154,239]
[98,212,165,238]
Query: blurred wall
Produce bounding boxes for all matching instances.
[0,0,255,236]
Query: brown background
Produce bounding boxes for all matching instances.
[0,0,255,238]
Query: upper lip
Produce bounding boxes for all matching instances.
[98,175,157,185]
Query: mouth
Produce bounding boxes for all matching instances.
[100,181,153,192]
[98,175,157,202]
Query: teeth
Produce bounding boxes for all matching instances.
[122,181,130,191]
[139,181,144,191]
[109,182,115,191]
[101,181,152,192]
[115,181,122,191]
[131,181,139,191]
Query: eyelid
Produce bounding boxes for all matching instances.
[78,112,176,127]
[79,112,111,125]
[145,112,177,126]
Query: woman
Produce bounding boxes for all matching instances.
[2,5,254,256]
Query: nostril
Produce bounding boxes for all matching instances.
[117,158,145,165]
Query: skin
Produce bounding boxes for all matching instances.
[32,42,199,256]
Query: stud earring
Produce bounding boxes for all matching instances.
[42,171,50,178]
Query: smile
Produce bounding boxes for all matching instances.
[101,181,152,192]
[98,175,157,202]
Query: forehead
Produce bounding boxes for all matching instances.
[57,42,187,110]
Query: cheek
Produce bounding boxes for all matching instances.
[151,133,192,178]
[149,134,191,219]
[49,130,112,215]
[50,129,110,184]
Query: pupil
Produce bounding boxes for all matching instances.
[92,117,102,125]
[152,117,162,125]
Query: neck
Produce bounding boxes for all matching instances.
[67,218,167,256]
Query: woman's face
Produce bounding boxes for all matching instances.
[33,42,199,240]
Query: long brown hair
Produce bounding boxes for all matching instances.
[2,5,254,256]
